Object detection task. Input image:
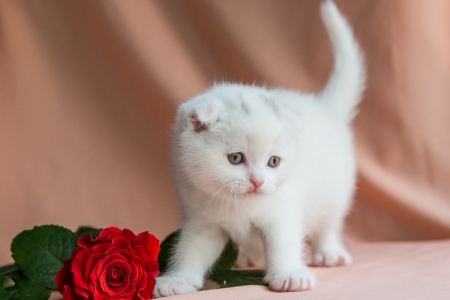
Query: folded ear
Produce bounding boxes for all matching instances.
[187,102,222,133]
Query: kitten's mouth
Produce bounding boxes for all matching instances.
[245,188,260,196]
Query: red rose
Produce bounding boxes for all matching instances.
[55,227,160,300]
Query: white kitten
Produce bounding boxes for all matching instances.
[154,1,365,297]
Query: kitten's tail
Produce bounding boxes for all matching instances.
[319,1,365,122]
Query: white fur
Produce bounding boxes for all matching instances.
[154,1,365,297]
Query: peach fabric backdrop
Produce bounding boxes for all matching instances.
[1,0,450,266]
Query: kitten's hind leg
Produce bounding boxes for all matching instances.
[310,220,352,267]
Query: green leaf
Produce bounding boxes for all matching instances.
[158,229,263,288]
[0,264,19,278]
[158,230,181,274]
[209,269,266,288]
[1,264,19,289]
[0,287,15,300]
[75,226,101,239]
[1,264,21,297]
[0,269,51,300]
[11,225,78,290]
[10,271,52,300]
[210,240,239,273]
[158,230,239,275]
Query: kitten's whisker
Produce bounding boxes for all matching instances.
[233,183,240,219]
[226,185,233,221]
[235,188,242,221]
[227,184,237,221]
[237,184,244,219]
[201,182,231,218]
[234,181,244,222]
[221,188,230,216]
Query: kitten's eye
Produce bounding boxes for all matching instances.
[268,156,281,168]
[228,152,244,165]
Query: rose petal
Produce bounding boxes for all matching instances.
[95,227,123,243]
[94,281,116,300]
[131,246,154,271]
[119,261,143,298]
[138,274,155,300]
[122,229,137,244]
[129,260,141,285]
[134,232,160,261]
[93,243,114,253]
[106,247,133,259]
[131,245,145,261]
[131,237,160,279]
[136,268,147,291]
[60,284,80,300]
[72,286,90,299]
[73,249,104,292]
[77,233,96,248]
[111,235,132,249]
[146,260,160,277]
[55,256,76,294]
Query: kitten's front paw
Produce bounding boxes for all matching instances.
[153,275,202,298]
[264,267,317,292]
[312,246,352,267]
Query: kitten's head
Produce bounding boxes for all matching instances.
[175,84,301,200]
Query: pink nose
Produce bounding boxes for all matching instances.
[250,178,264,188]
